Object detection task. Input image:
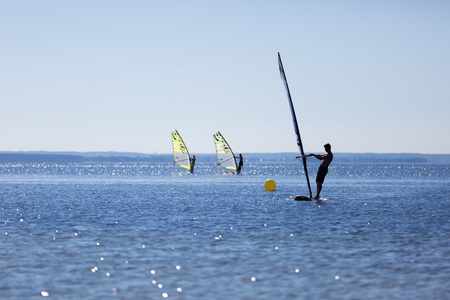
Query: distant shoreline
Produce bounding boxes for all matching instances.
[0,151,449,164]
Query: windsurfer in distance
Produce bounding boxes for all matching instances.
[190,155,196,173]
[307,143,333,199]
[236,153,243,174]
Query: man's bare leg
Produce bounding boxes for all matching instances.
[313,182,322,199]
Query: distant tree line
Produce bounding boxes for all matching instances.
[0,152,449,164]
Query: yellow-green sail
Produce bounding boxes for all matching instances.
[213,131,237,172]
[172,130,191,171]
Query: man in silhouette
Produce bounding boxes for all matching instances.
[308,143,333,199]
[190,155,196,173]
[236,153,243,174]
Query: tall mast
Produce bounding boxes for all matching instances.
[278,52,312,198]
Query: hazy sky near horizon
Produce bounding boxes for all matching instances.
[1,1,449,154]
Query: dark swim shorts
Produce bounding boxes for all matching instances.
[316,166,328,183]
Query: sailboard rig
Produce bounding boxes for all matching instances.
[278,52,313,201]
[171,130,193,172]
[213,131,238,173]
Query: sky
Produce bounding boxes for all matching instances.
[1,1,449,154]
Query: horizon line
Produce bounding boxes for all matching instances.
[0,151,449,156]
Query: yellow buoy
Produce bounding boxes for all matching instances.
[264,179,276,192]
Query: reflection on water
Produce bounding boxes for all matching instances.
[0,162,449,299]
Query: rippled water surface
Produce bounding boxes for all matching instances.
[1,162,449,299]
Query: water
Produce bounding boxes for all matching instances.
[1,160,449,299]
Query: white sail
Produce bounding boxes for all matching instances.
[213,132,238,172]
[171,130,191,171]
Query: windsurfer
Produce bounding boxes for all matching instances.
[307,143,333,199]
[190,155,196,173]
[236,154,243,174]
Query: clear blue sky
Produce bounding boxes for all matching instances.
[1,1,449,154]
